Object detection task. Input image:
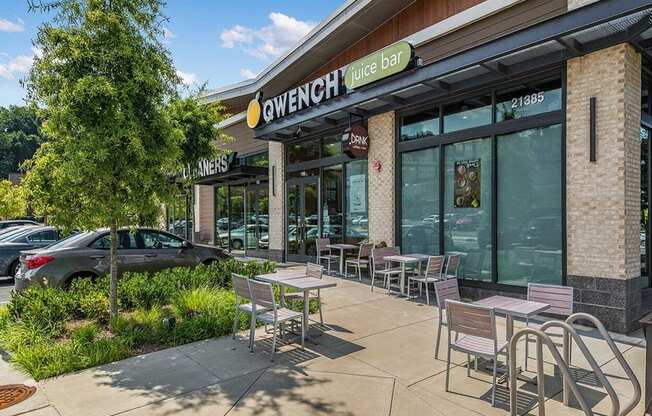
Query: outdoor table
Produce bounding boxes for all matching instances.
[383,254,425,296]
[256,270,307,307]
[326,243,358,276]
[278,277,336,340]
[473,295,550,383]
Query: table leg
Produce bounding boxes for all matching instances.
[339,249,345,276]
[400,263,406,295]
[303,290,310,340]
[506,315,514,340]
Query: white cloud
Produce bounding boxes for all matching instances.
[220,13,315,60]
[163,27,175,43]
[176,69,197,86]
[0,18,24,33]
[0,52,35,80]
[239,68,257,80]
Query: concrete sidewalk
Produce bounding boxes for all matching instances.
[0,272,647,416]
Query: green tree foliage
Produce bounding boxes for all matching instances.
[22,0,222,319]
[0,180,27,220]
[0,106,43,179]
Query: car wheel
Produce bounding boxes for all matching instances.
[9,260,19,277]
[231,240,243,250]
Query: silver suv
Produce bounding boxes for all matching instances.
[15,228,230,290]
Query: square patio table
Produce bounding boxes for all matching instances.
[383,255,425,296]
[473,295,550,340]
[326,244,358,276]
[255,270,307,308]
[278,277,337,340]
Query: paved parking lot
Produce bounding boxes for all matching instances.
[0,279,13,304]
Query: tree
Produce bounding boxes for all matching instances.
[0,106,44,179]
[23,0,221,320]
[0,180,27,220]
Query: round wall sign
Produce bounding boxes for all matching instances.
[341,125,369,159]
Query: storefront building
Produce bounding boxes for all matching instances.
[196,0,652,332]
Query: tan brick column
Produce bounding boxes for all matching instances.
[268,141,286,261]
[367,111,396,246]
[566,43,641,332]
[193,184,215,244]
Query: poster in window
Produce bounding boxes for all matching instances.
[348,174,367,213]
[454,159,481,208]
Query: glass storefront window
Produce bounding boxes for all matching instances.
[167,192,191,240]
[443,95,492,133]
[444,138,492,281]
[496,78,562,122]
[322,135,341,158]
[214,186,228,248]
[400,110,439,141]
[401,148,439,255]
[229,186,245,252]
[345,160,368,243]
[243,152,268,167]
[496,124,562,286]
[322,165,343,243]
[288,139,320,164]
[642,126,649,280]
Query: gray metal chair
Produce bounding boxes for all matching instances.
[284,262,324,325]
[434,278,461,359]
[249,279,304,362]
[231,273,268,351]
[444,254,461,279]
[445,300,508,407]
[408,255,444,305]
[345,242,372,280]
[316,238,338,273]
[370,246,402,293]
[524,283,574,371]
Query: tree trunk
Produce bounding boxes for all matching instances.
[109,219,118,320]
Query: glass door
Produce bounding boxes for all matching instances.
[245,184,269,258]
[287,177,319,262]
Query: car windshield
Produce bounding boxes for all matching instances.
[0,227,38,242]
[44,231,90,250]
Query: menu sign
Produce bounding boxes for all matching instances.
[454,159,481,208]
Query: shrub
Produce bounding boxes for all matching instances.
[8,287,74,336]
[111,307,171,347]
[171,288,237,345]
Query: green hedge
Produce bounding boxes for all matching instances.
[0,259,323,380]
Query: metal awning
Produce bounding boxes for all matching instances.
[193,166,268,185]
[254,0,652,141]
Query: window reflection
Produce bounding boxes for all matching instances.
[346,160,368,243]
[400,110,439,141]
[444,138,492,281]
[496,124,562,286]
[401,148,439,255]
[288,139,320,164]
[496,78,562,122]
[443,95,492,133]
[323,165,343,243]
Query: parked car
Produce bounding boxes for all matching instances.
[15,228,230,290]
[0,226,63,278]
[0,225,38,240]
[0,220,39,230]
[221,224,269,250]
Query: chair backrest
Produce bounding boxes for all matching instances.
[434,278,461,312]
[425,255,445,279]
[527,283,574,317]
[371,246,400,267]
[358,243,373,259]
[248,279,276,310]
[306,262,323,279]
[231,273,251,302]
[316,238,330,254]
[445,254,461,277]
[446,300,496,341]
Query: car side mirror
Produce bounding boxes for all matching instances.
[181,240,191,250]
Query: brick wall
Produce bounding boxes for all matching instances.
[193,184,214,244]
[367,111,396,246]
[268,141,286,261]
[565,43,642,332]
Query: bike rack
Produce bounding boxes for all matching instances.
[509,328,593,416]
[565,313,641,416]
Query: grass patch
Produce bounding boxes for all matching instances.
[0,259,321,380]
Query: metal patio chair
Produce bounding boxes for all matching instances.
[434,277,462,359]
[284,262,325,325]
[444,253,461,279]
[316,237,339,273]
[231,273,269,351]
[445,299,508,407]
[370,246,402,293]
[408,255,445,305]
[524,283,574,371]
[345,242,373,280]
[249,279,304,362]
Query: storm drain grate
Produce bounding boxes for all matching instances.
[0,384,36,410]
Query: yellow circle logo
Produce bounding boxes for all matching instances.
[246,99,261,129]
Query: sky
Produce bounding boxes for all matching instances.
[0,0,343,107]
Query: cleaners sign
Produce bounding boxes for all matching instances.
[344,41,414,90]
[182,152,238,180]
